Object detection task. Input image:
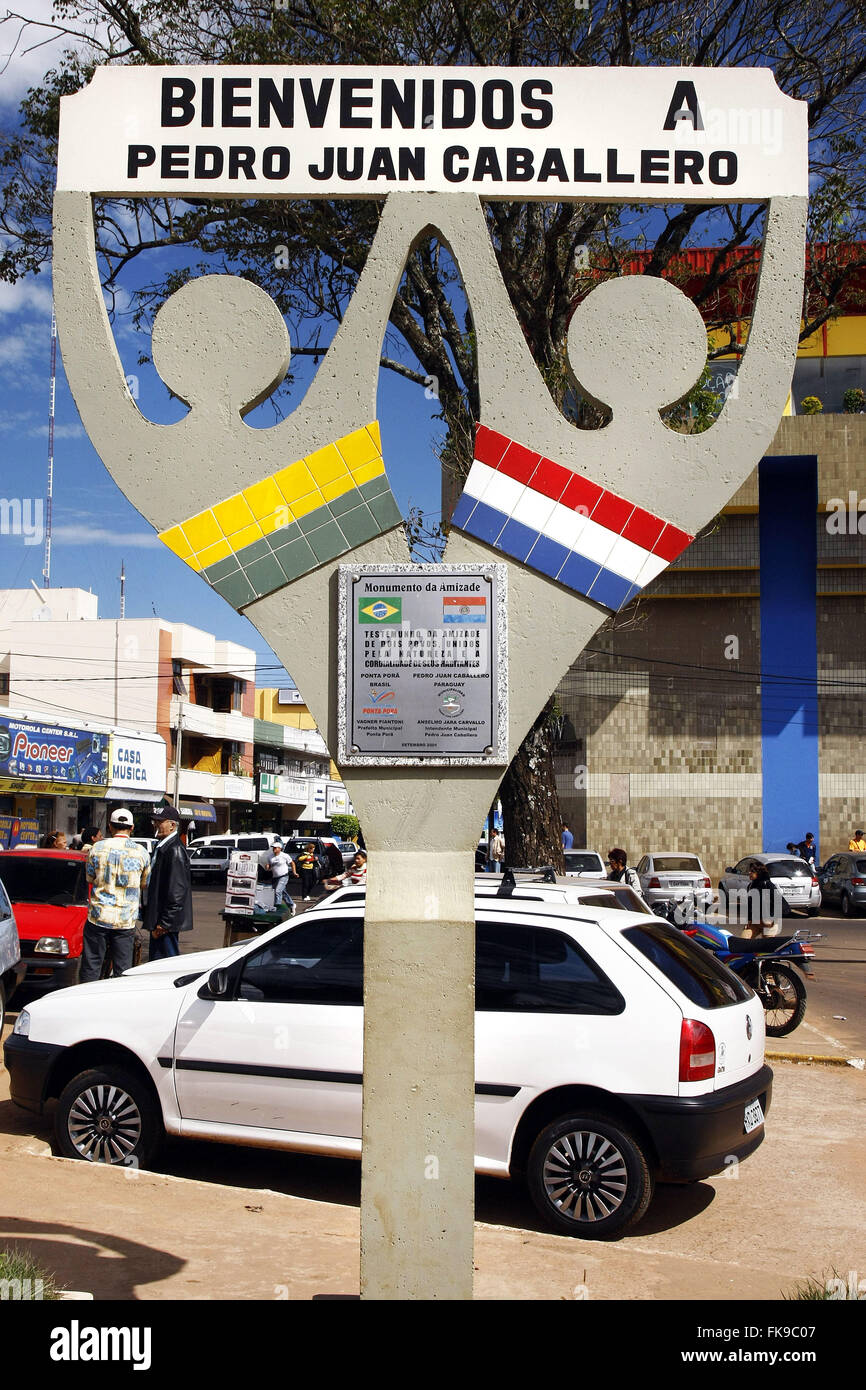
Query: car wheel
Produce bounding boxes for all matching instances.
[526,1111,654,1238]
[841,892,853,918]
[806,906,820,918]
[55,1065,162,1168]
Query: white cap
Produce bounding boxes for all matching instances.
[110,808,134,827]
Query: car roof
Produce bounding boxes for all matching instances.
[643,851,704,858]
[1,848,87,859]
[739,852,809,864]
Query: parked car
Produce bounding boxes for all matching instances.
[130,837,157,856]
[0,873,26,1029]
[6,878,770,1239]
[471,868,653,915]
[190,832,282,853]
[636,853,713,915]
[817,853,866,917]
[0,849,89,995]
[718,854,821,921]
[284,836,344,878]
[336,840,360,868]
[563,849,605,879]
[188,844,233,883]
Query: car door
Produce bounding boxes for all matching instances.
[821,856,840,904]
[172,914,364,1139]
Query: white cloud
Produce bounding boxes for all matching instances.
[53,523,161,548]
[28,421,84,439]
[0,278,53,317]
[0,330,33,365]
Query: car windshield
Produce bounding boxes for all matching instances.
[652,856,702,873]
[856,860,866,875]
[190,847,224,860]
[622,922,751,1008]
[766,859,811,877]
[565,852,602,873]
[0,855,88,906]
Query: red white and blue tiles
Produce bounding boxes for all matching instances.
[450,426,693,612]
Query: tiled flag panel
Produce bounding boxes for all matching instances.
[450,425,694,612]
[159,423,403,608]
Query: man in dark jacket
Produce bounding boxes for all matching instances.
[144,806,193,960]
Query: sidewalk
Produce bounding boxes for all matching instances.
[1,1057,864,1300]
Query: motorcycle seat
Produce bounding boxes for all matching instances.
[724,935,794,953]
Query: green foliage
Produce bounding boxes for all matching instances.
[843,387,865,413]
[0,1247,61,1299]
[329,813,359,840]
[800,395,824,414]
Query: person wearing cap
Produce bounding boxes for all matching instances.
[849,830,866,853]
[81,809,151,983]
[143,805,193,960]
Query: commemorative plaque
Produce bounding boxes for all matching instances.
[338,563,507,765]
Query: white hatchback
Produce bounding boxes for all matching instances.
[5,883,771,1239]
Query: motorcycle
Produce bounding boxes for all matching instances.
[651,900,820,1037]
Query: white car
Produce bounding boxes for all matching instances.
[718,854,822,920]
[5,877,771,1238]
[636,853,714,915]
[563,849,606,878]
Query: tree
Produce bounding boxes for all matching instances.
[2,0,864,868]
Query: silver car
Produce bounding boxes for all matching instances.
[0,872,24,1029]
[817,853,866,917]
[636,852,713,914]
[718,854,821,920]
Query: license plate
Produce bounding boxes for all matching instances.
[744,1099,764,1134]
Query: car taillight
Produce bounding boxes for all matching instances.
[850,878,865,887]
[679,1019,716,1082]
[811,876,819,887]
[648,877,661,888]
[702,876,711,888]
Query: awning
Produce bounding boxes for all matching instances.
[150,801,217,823]
[105,787,165,804]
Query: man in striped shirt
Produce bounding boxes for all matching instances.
[81,809,150,983]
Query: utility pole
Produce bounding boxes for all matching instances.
[119,560,125,619]
[173,703,183,810]
[43,307,57,589]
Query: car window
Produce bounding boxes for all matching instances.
[573,893,625,911]
[734,860,751,875]
[238,917,363,1005]
[0,878,11,920]
[637,857,648,873]
[766,859,811,877]
[476,923,624,1015]
[0,856,88,907]
[210,838,235,847]
[622,923,751,1008]
[564,852,603,874]
[856,860,866,875]
[651,856,702,873]
[238,837,269,850]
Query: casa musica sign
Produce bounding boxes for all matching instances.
[57,66,807,202]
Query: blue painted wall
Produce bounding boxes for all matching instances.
[758,456,819,857]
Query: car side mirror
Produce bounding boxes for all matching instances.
[207,967,232,999]
[725,867,734,874]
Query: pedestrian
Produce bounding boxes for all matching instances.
[266,840,296,906]
[743,860,784,937]
[797,832,816,868]
[849,829,866,852]
[144,806,193,960]
[561,824,574,851]
[295,842,318,900]
[488,828,505,874]
[606,848,645,899]
[79,825,102,851]
[40,829,67,849]
[785,842,798,855]
[325,850,368,889]
[80,808,150,983]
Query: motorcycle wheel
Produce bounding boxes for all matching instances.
[758,963,807,1037]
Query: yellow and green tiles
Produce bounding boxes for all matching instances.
[158,423,403,609]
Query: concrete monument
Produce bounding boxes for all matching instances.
[53,65,808,1298]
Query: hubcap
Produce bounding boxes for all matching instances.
[542,1130,628,1222]
[67,1084,142,1164]
[763,971,797,1027]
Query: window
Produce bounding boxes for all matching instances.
[171,659,188,696]
[475,923,624,1014]
[239,917,363,1005]
[856,860,866,876]
[0,855,88,907]
[766,859,811,877]
[651,856,702,873]
[622,923,751,1008]
[0,673,8,695]
[564,851,604,874]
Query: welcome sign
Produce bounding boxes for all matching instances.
[57,66,807,201]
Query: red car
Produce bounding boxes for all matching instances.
[0,849,89,998]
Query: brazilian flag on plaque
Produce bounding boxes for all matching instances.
[359,597,402,624]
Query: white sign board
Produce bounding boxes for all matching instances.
[107,733,166,800]
[57,66,807,201]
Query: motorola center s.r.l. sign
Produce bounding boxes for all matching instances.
[52,64,808,1300]
[57,67,807,200]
